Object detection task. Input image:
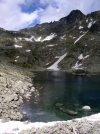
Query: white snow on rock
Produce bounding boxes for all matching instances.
[47,45,54,47]
[16,56,19,59]
[73,37,76,39]
[1,113,100,134]
[33,33,56,42]
[14,45,22,48]
[74,32,88,44]
[47,53,67,70]
[88,22,92,28]
[42,33,56,42]
[60,35,66,40]
[83,55,89,59]
[72,54,90,70]
[33,36,42,42]
[79,26,83,29]
[14,38,17,42]
[86,19,88,23]
[15,60,17,62]
[72,61,82,70]
[24,37,33,42]
[18,37,22,40]
[25,50,31,52]
[78,54,83,60]
[93,20,97,24]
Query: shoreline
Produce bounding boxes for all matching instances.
[0,113,100,133]
[0,61,35,121]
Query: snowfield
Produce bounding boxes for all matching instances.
[47,53,67,70]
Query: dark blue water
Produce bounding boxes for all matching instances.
[20,71,100,122]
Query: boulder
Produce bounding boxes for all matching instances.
[81,106,91,111]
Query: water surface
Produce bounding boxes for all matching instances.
[20,71,100,122]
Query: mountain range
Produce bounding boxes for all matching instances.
[0,9,100,75]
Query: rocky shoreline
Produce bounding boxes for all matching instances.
[19,119,99,134]
[0,113,100,134]
[0,60,35,121]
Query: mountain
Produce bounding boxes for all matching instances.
[0,9,100,74]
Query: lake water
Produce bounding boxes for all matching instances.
[20,71,100,122]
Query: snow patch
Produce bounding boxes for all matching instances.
[18,37,22,40]
[47,45,54,47]
[47,53,67,70]
[14,38,17,42]
[72,54,90,69]
[88,22,92,28]
[26,50,31,52]
[24,37,33,42]
[33,36,42,42]
[16,56,19,59]
[72,61,82,70]
[42,33,56,42]
[14,45,22,48]
[74,32,88,44]
[83,55,89,59]
[60,35,66,40]
[78,54,83,60]
[73,37,76,39]
[86,19,88,23]
[79,26,83,29]
[93,20,97,24]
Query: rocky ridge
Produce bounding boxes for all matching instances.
[0,10,100,74]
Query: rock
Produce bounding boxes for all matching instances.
[13,127,19,131]
[0,77,7,85]
[60,108,78,115]
[55,103,64,107]
[4,93,18,102]
[81,106,91,111]
[23,120,29,124]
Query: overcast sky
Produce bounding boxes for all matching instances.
[0,0,100,31]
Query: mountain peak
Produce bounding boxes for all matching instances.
[66,9,85,23]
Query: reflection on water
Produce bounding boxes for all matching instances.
[20,71,100,122]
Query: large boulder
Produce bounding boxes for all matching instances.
[81,106,91,111]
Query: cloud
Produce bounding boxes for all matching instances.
[0,0,38,30]
[0,0,100,30]
[39,0,100,24]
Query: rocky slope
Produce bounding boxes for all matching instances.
[0,9,100,74]
[0,58,35,120]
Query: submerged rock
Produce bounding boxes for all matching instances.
[59,108,78,115]
[55,103,64,107]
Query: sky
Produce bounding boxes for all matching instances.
[0,0,100,31]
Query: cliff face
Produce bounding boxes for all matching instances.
[0,10,100,74]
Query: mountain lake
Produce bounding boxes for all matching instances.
[19,71,100,122]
